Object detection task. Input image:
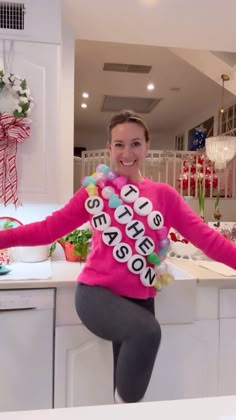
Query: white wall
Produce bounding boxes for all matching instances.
[150,131,175,150]
[58,22,75,203]
[74,93,236,153]
[0,203,61,224]
[173,96,236,149]
[74,127,106,150]
[188,199,236,223]
[74,127,176,150]
[0,0,61,44]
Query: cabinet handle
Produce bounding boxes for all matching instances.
[0,307,37,312]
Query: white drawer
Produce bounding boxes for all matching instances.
[220,288,236,318]
[155,279,197,324]
[57,281,197,326]
[196,287,219,320]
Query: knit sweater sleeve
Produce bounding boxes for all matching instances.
[162,184,236,270]
[0,187,89,249]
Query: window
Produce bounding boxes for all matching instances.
[188,117,214,150]
[218,103,236,135]
[175,134,184,151]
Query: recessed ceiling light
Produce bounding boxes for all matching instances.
[147,83,155,91]
[139,0,160,6]
[82,92,89,98]
[81,103,87,109]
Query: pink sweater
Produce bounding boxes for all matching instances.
[1,178,236,299]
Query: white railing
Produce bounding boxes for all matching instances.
[73,149,236,199]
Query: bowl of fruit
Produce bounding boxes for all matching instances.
[169,230,198,259]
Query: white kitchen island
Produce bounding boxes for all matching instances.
[0,396,235,420]
[0,258,236,411]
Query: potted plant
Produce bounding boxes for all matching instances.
[49,227,92,262]
[0,217,23,264]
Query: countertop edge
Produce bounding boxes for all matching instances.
[0,259,236,290]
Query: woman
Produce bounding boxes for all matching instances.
[0,110,236,403]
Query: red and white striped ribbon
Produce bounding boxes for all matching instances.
[0,112,31,207]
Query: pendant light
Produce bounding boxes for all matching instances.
[205,74,236,169]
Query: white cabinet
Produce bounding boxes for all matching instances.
[219,288,236,396]
[54,281,236,407]
[219,319,236,396]
[54,284,219,407]
[54,319,219,407]
[0,34,74,206]
[0,289,54,412]
[0,41,61,204]
[54,324,114,408]
[55,287,113,408]
[144,320,219,402]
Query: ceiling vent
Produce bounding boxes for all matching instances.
[0,1,25,30]
[101,95,162,113]
[103,63,152,74]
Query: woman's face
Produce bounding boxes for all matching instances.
[107,122,149,182]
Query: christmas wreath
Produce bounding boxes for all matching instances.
[0,70,33,206]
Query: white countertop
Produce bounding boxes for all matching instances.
[0,260,85,289]
[0,258,236,290]
[0,396,235,420]
[171,258,236,287]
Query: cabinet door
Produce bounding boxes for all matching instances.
[0,308,53,411]
[144,320,219,402]
[0,41,61,204]
[54,325,113,408]
[219,318,236,396]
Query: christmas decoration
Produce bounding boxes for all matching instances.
[191,124,207,151]
[169,230,198,259]
[0,70,33,207]
[82,164,173,291]
[179,154,218,198]
[179,155,219,219]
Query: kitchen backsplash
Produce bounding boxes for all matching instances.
[0,203,64,260]
[0,203,90,261]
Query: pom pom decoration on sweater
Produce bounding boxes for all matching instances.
[82,164,174,291]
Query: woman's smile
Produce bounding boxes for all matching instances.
[120,160,136,166]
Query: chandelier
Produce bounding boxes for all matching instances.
[205,74,236,169]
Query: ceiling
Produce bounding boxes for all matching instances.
[63,0,236,134]
[63,0,236,52]
[74,40,236,133]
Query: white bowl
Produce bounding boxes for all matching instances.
[170,240,198,258]
[18,245,49,263]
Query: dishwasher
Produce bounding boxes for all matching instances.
[0,288,54,412]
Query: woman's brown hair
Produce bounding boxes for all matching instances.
[107,110,150,143]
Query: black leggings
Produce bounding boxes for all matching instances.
[75,283,161,403]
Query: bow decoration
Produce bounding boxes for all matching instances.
[0,112,31,207]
